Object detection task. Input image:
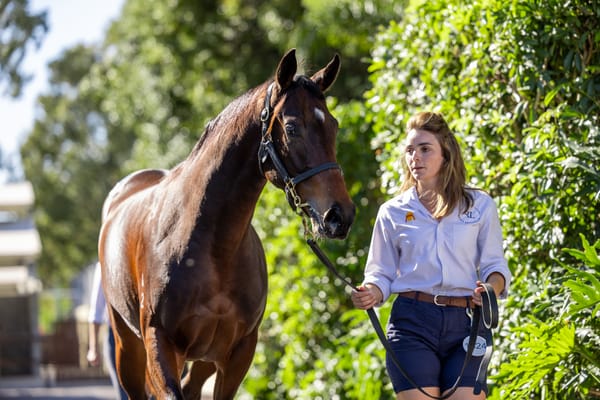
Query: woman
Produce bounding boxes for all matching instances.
[351,112,511,399]
[87,261,128,400]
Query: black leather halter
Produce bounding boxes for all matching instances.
[258,82,341,212]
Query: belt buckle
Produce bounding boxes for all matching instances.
[434,294,447,307]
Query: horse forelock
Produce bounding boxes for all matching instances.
[292,75,325,100]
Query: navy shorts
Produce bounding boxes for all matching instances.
[385,295,491,394]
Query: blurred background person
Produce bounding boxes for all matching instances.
[86,261,127,399]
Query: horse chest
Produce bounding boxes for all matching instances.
[159,285,266,361]
[159,259,265,315]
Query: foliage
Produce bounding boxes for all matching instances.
[21,0,391,285]
[38,289,74,334]
[362,0,600,398]
[491,235,600,399]
[19,0,600,397]
[20,2,391,398]
[21,45,113,284]
[244,97,385,399]
[0,0,47,97]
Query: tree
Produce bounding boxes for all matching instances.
[0,0,47,97]
[494,235,600,399]
[21,0,600,397]
[20,45,114,284]
[21,1,401,398]
[21,0,395,352]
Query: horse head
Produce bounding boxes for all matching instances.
[259,49,355,239]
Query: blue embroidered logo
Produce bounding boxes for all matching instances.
[459,207,481,224]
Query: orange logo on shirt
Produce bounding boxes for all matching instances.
[405,211,415,222]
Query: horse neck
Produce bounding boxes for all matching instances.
[165,88,267,253]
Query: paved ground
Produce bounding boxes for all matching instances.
[0,378,116,400]
[0,376,214,399]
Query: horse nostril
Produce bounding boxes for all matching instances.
[323,204,348,238]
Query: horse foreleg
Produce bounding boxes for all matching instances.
[143,326,184,400]
[181,361,217,400]
[110,308,148,399]
[213,329,259,400]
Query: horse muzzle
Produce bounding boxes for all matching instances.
[307,202,355,239]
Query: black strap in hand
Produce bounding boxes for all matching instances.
[306,239,499,400]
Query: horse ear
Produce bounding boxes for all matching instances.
[276,48,297,91]
[311,53,340,93]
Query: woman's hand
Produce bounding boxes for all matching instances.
[472,282,486,307]
[86,347,100,366]
[87,322,101,366]
[351,284,383,310]
[472,273,506,306]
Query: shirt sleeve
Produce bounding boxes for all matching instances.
[88,262,107,324]
[477,197,512,298]
[362,205,400,304]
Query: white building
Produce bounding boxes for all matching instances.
[0,181,42,377]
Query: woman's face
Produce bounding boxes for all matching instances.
[404,129,445,189]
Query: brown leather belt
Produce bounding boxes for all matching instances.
[398,291,474,308]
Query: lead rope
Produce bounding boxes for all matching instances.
[306,238,497,400]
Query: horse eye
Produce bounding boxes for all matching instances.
[284,123,297,136]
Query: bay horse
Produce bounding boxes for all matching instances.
[98,49,355,399]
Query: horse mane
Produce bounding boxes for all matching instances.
[185,84,266,161]
[155,82,269,261]
[188,76,322,159]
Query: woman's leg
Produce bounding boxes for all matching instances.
[444,387,486,400]
[103,324,129,400]
[386,297,443,395]
[440,308,491,400]
[397,387,440,400]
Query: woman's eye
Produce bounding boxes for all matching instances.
[284,123,296,136]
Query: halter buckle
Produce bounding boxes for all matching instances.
[260,108,269,122]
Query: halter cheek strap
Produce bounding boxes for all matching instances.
[258,82,341,212]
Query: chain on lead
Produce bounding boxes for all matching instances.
[285,180,309,211]
[284,180,310,238]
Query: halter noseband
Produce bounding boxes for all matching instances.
[258,82,341,212]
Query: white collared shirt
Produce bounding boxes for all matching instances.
[88,262,108,324]
[363,187,511,303]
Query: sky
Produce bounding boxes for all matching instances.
[0,0,125,168]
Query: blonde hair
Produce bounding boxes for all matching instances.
[399,112,473,218]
